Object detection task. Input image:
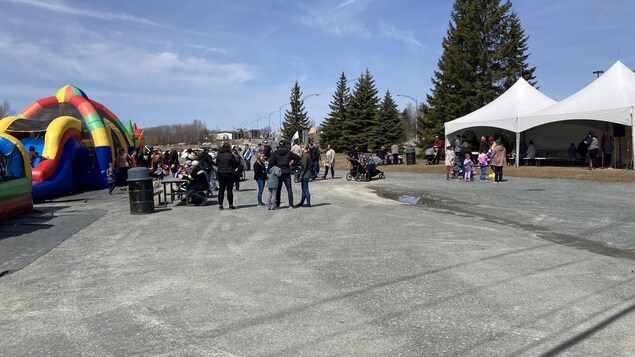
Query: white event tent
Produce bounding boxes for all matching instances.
[519,60,635,166]
[444,77,557,165]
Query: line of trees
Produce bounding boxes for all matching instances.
[317,70,406,152]
[143,119,208,146]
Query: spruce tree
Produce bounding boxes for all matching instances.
[320,72,349,152]
[421,0,536,149]
[496,11,537,89]
[372,91,405,150]
[342,69,380,151]
[282,81,310,145]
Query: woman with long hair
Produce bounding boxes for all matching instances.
[490,139,507,183]
[253,154,267,207]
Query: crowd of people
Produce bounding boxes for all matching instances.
[444,135,507,183]
[110,139,336,209]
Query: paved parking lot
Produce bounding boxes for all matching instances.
[1,171,633,356]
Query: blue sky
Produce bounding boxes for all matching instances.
[1,0,634,132]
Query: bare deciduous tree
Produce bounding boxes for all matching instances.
[0,99,15,118]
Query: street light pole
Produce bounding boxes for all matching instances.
[397,94,419,142]
[300,93,319,143]
[279,102,290,133]
[593,70,604,78]
[267,111,277,140]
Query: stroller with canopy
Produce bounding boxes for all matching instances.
[346,154,385,181]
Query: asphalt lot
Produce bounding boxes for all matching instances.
[1,171,633,356]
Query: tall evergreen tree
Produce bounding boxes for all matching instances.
[421,0,536,149]
[282,81,310,144]
[496,11,537,89]
[372,91,405,150]
[320,72,349,151]
[342,69,380,151]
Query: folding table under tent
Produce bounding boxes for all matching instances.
[444,77,557,166]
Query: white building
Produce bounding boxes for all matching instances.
[216,132,233,140]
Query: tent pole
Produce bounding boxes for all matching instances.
[631,106,634,169]
[515,132,520,167]
[515,117,520,167]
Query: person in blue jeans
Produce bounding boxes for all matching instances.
[295,146,312,207]
[253,154,267,207]
[477,149,489,181]
[268,140,301,209]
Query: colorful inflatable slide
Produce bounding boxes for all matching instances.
[0,133,33,219]
[0,85,143,215]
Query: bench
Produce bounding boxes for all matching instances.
[153,188,164,206]
[523,157,546,166]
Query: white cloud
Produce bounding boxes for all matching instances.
[4,0,160,26]
[187,44,229,56]
[334,0,357,10]
[296,2,372,37]
[379,23,425,50]
[3,0,209,37]
[0,37,255,87]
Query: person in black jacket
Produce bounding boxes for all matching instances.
[262,140,272,160]
[216,143,238,210]
[268,140,301,209]
[310,144,320,180]
[198,148,216,187]
[253,154,267,207]
[185,161,209,205]
[167,148,179,176]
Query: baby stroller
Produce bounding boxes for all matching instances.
[345,156,362,181]
[425,148,436,165]
[359,153,384,181]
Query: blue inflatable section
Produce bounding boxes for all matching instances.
[31,137,89,201]
[0,136,25,178]
[19,138,45,167]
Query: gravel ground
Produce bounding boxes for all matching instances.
[1,171,633,356]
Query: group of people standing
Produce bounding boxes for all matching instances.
[445,135,507,183]
[572,132,613,170]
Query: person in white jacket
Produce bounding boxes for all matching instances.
[445,145,455,180]
[322,144,335,179]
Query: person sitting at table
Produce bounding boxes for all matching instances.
[185,160,208,206]
[174,164,186,179]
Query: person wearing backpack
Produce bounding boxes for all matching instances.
[268,140,301,209]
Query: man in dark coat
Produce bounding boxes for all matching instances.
[268,140,301,209]
[167,148,179,176]
[262,140,272,160]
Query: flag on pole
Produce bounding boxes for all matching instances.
[291,131,299,142]
[243,147,252,161]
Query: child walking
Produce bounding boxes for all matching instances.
[463,153,473,182]
[477,150,489,181]
[444,145,455,180]
[266,165,281,210]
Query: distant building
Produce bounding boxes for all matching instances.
[216,132,233,140]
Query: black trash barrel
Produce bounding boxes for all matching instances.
[127,167,154,214]
[405,147,416,165]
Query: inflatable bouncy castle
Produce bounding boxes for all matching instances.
[0,133,33,219]
[0,85,144,208]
